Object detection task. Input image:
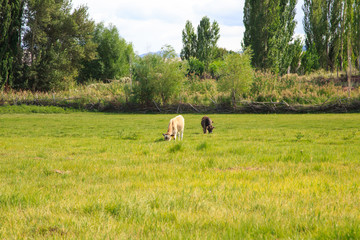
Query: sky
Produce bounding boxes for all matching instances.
[71,0,305,55]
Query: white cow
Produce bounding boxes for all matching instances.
[163,115,185,141]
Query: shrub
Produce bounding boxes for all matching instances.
[209,60,223,79]
[187,57,205,77]
[218,52,254,106]
[132,53,185,105]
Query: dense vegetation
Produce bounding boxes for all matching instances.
[243,0,298,74]
[243,0,360,76]
[0,112,360,238]
[303,0,360,73]
[1,0,360,107]
[1,70,360,112]
[0,0,133,91]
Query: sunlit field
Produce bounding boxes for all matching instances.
[1,109,359,239]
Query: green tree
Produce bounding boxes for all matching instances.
[328,0,343,72]
[355,0,360,71]
[243,0,297,74]
[78,23,134,82]
[0,0,23,89]
[180,21,197,61]
[132,55,158,104]
[22,0,96,91]
[218,52,253,107]
[153,61,183,104]
[196,16,220,69]
[303,0,334,70]
[243,0,263,68]
[209,48,237,79]
[180,17,220,72]
[132,47,184,105]
[300,43,320,74]
[155,45,184,104]
[288,38,304,73]
[187,57,205,77]
[344,0,354,96]
[160,44,177,59]
[303,0,359,73]
[213,47,235,61]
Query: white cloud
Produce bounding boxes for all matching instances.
[218,25,245,52]
[108,17,184,54]
[71,0,304,55]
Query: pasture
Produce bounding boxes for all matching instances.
[0,110,359,239]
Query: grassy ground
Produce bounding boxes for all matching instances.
[0,109,359,239]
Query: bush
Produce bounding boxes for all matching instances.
[132,53,185,105]
[187,57,205,77]
[300,43,321,74]
[209,60,223,79]
[218,52,254,106]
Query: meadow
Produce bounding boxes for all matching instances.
[0,107,360,239]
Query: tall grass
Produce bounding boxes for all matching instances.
[0,81,127,109]
[0,113,359,238]
[1,71,360,109]
[250,71,356,103]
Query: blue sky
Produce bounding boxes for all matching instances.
[71,0,305,55]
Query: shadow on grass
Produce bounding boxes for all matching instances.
[154,137,164,143]
[169,143,183,153]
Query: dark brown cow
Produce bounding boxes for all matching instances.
[201,116,214,134]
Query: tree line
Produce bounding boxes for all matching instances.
[1,0,360,96]
[0,0,133,91]
[242,0,360,76]
[179,0,360,85]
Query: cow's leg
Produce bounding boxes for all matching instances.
[180,130,183,140]
[202,123,206,134]
[173,131,177,141]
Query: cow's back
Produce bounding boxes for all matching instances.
[201,116,211,127]
[173,115,184,132]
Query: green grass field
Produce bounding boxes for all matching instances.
[1,109,360,239]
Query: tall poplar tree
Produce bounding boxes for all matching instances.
[180,16,220,71]
[328,0,342,71]
[243,0,297,74]
[344,0,354,96]
[354,0,360,71]
[303,0,359,74]
[0,0,23,89]
[243,0,265,69]
[196,16,220,69]
[180,21,197,61]
[303,0,343,71]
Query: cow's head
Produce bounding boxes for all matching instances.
[207,125,215,133]
[163,133,174,141]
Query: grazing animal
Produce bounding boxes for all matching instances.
[201,116,215,134]
[163,115,185,141]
